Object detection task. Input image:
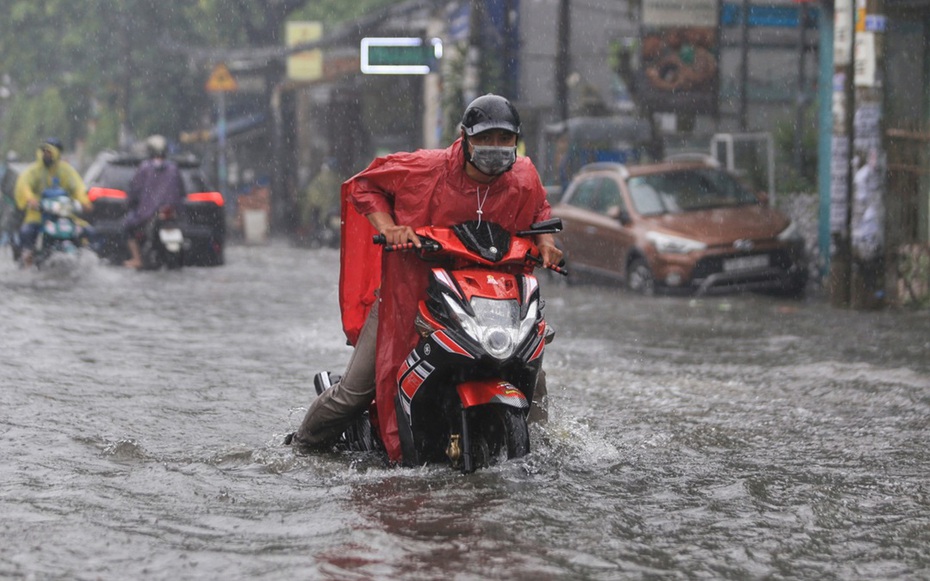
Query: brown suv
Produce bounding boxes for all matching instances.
[551,158,808,296]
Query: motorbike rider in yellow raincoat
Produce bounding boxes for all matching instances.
[14,138,91,267]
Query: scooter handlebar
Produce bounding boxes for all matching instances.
[372,234,417,252]
[525,252,569,276]
[375,232,568,275]
[373,234,442,253]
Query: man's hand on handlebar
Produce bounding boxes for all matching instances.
[380,224,421,248]
[535,234,563,268]
[367,211,421,248]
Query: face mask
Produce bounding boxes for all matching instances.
[470,145,516,176]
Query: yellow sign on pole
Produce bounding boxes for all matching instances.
[206,63,238,93]
[286,21,323,82]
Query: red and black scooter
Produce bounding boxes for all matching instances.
[359,218,566,472]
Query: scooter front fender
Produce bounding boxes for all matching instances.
[456,380,529,410]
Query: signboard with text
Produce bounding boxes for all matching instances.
[286,21,323,82]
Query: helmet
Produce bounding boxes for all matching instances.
[460,94,521,137]
[42,137,64,152]
[145,134,167,158]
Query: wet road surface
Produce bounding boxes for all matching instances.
[1,242,928,580]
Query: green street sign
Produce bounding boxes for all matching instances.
[361,37,442,75]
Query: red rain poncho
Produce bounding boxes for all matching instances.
[339,138,551,462]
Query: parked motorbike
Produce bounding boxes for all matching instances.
[315,209,341,249]
[32,180,91,268]
[140,205,184,270]
[332,218,566,473]
[295,208,341,249]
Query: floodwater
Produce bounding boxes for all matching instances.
[1,242,928,580]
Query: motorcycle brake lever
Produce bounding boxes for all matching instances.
[420,239,441,252]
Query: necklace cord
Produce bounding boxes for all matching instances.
[475,186,490,225]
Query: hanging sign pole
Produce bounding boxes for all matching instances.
[205,63,239,199]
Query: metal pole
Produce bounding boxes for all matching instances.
[217,92,228,200]
[739,0,750,131]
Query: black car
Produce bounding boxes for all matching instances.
[84,151,226,266]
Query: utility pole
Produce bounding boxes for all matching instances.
[849,0,886,309]
[464,0,484,105]
[795,2,808,170]
[829,0,887,309]
[556,0,571,121]
[739,0,750,131]
[117,1,134,148]
[828,0,855,307]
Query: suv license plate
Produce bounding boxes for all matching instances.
[723,254,769,272]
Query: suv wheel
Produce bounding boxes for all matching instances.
[626,258,655,295]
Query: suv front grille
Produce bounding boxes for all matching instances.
[692,249,793,280]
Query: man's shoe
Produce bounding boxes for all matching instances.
[313,371,341,396]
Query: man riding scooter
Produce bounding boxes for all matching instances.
[288,94,562,464]
[123,135,186,269]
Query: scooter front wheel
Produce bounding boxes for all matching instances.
[466,405,530,470]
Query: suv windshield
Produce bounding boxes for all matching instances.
[628,168,758,216]
[94,164,136,191]
[89,158,208,194]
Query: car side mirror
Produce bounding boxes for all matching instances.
[607,205,632,225]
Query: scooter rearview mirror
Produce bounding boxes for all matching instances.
[517,218,562,237]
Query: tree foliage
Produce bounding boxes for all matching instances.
[0,0,397,162]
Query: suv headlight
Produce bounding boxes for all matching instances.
[646,231,707,254]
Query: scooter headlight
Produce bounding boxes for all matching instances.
[42,199,66,216]
[442,295,538,360]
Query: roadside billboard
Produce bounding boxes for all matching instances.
[636,0,719,115]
